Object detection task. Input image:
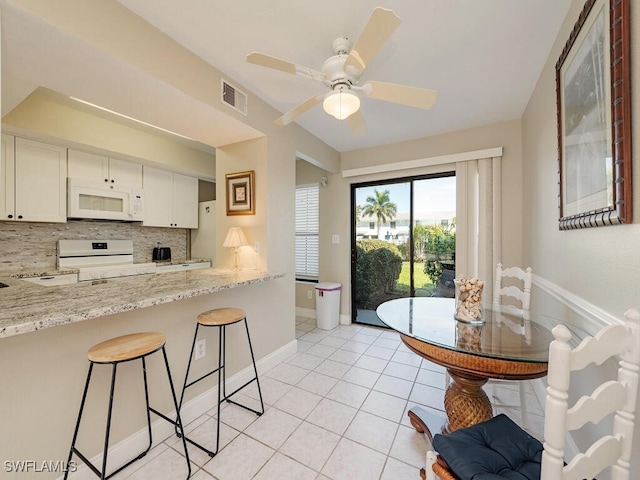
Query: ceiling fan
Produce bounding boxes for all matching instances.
[246,7,437,135]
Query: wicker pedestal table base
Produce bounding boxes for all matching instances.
[400,333,547,441]
[408,369,492,441]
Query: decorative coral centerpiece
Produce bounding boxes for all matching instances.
[454,275,484,324]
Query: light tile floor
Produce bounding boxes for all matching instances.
[108,316,545,480]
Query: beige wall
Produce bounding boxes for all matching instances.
[328,119,524,318]
[522,0,640,317]
[522,0,640,474]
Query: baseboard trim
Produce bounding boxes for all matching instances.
[295,308,350,327]
[63,339,297,480]
[295,307,316,319]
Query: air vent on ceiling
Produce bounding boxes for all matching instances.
[221,80,248,116]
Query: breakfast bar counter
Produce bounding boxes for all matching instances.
[0,268,284,338]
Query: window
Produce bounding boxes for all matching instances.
[390,221,396,229]
[295,184,319,279]
[369,222,375,230]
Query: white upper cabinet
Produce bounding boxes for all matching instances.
[172,173,199,228]
[68,149,142,189]
[143,166,198,228]
[2,136,67,223]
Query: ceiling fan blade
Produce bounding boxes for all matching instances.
[275,94,324,126]
[362,81,438,109]
[246,52,325,81]
[346,110,367,136]
[344,7,401,76]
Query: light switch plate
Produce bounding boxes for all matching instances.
[332,234,340,244]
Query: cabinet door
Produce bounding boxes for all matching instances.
[142,166,173,227]
[109,158,142,189]
[67,149,109,184]
[14,138,67,222]
[172,173,199,228]
[1,134,16,220]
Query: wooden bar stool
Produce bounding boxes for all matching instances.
[178,307,264,457]
[64,332,191,480]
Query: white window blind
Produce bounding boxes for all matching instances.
[295,184,319,278]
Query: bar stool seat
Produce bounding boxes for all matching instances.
[87,332,166,363]
[178,307,264,457]
[65,332,191,480]
[198,307,246,327]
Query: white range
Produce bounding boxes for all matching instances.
[58,239,156,281]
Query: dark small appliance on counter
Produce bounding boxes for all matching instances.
[152,244,171,261]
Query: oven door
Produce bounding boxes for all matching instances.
[67,179,143,221]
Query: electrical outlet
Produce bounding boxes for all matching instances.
[195,339,206,360]
[332,234,340,244]
[254,241,260,254]
[307,290,312,300]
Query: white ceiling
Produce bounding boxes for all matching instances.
[1,0,572,153]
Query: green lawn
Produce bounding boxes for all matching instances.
[396,261,435,296]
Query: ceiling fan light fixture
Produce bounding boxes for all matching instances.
[323,87,360,120]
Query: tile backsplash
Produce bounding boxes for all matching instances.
[0,221,188,273]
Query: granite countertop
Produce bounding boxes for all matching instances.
[9,258,212,279]
[0,267,284,338]
[152,258,211,266]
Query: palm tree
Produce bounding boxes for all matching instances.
[362,189,398,239]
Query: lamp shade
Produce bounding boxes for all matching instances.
[223,227,248,248]
[323,87,360,120]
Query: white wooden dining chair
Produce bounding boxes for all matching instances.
[490,263,533,425]
[425,307,640,480]
[444,264,533,425]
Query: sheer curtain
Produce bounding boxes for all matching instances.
[455,155,502,301]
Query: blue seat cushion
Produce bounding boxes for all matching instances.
[432,414,542,480]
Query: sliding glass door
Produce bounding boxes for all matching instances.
[351,173,456,327]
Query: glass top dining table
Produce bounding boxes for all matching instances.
[375,296,566,439]
[376,297,556,364]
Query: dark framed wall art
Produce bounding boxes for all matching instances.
[556,0,632,230]
[225,170,255,216]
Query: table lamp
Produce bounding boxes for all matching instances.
[223,227,248,271]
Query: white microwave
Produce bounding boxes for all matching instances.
[67,178,144,221]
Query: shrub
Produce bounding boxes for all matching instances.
[356,240,403,309]
[422,225,456,285]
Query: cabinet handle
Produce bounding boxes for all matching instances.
[17,215,23,219]
[111,179,115,183]
[104,178,108,182]
[8,214,13,219]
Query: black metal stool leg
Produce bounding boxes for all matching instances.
[176,323,199,438]
[100,363,118,480]
[140,357,153,454]
[244,317,265,415]
[160,346,192,479]
[176,324,221,457]
[66,333,191,479]
[224,318,265,416]
[220,326,227,400]
[178,324,200,413]
[64,363,94,480]
[177,314,264,458]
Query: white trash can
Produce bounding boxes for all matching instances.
[315,282,342,330]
